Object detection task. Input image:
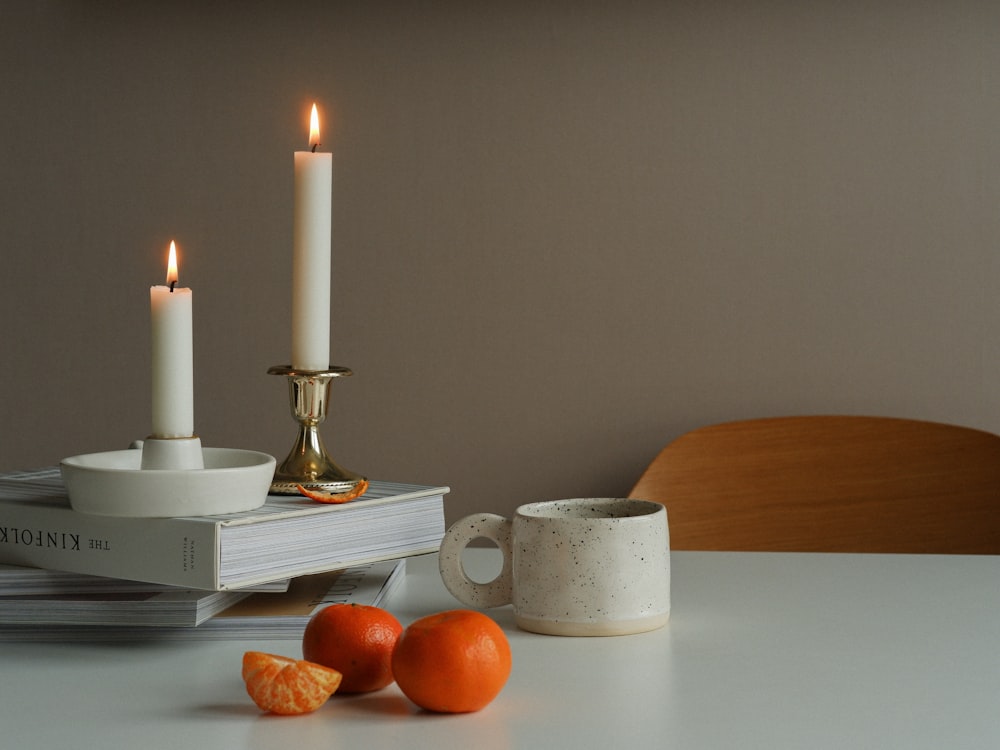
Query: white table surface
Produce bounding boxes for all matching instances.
[2,550,998,749]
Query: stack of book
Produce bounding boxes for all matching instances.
[0,467,449,640]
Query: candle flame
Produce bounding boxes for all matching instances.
[166,241,179,288]
[309,103,321,149]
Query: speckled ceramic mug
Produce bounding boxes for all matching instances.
[439,498,670,636]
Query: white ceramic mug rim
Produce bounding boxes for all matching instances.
[515,497,664,521]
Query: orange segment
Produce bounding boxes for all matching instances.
[242,651,342,715]
[296,479,370,504]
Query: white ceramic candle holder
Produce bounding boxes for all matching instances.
[267,365,367,495]
[138,436,205,470]
[61,444,275,518]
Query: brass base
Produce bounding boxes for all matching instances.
[268,365,366,495]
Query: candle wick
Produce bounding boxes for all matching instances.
[169,280,176,292]
[311,142,319,153]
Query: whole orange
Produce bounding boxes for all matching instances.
[391,609,512,713]
[302,603,403,693]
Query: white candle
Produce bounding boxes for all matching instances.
[149,241,194,438]
[291,103,333,370]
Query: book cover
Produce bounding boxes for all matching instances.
[0,558,406,641]
[208,558,407,635]
[0,468,447,590]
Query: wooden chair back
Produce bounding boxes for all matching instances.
[628,416,1000,553]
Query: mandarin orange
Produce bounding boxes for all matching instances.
[242,651,342,715]
[391,609,511,713]
[302,603,403,693]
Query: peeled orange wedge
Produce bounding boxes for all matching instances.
[296,479,370,504]
[242,651,342,715]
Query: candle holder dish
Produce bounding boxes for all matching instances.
[267,365,367,495]
[61,446,275,517]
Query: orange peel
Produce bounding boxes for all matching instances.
[296,479,370,504]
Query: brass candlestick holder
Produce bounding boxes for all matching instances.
[268,365,367,495]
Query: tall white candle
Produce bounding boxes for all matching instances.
[150,241,194,438]
[291,103,333,370]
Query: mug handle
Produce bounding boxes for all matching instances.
[438,513,513,608]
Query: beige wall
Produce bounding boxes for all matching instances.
[3,2,1000,525]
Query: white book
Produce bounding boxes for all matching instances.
[204,558,408,637]
[0,468,447,590]
[0,558,407,641]
[0,564,289,595]
[0,587,251,627]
